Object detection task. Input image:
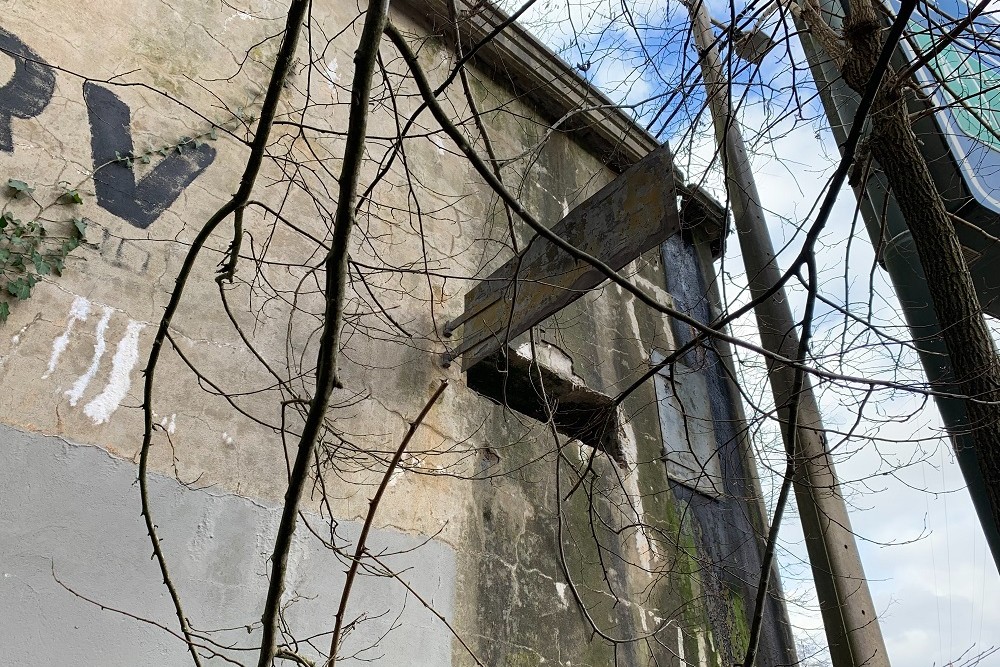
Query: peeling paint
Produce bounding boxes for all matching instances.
[431,133,446,156]
[326,58,340,87]
[620,419,659,569]
[554,582,569,609]
[696,628,709,667]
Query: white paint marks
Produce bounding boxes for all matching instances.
[65,306,113,406]
[42,295,154,424]
[620,419,660,569]
[223,9,254,28]
[431,133,446,156]
[9,318,32,347]
[638,603,650,632]
[695,629,709,667]
[677,626,688,667]
[83,319,145,424]
[554,582,569,609]
[388,453,421,486]
[326,58,340,87]
[160,415,177,434]
[43,296,90,378]
[222,432,234,446]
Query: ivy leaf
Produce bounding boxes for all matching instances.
[0,301,8,323]
[32,251,50,275]
[7,179,33,196]
[72,217,88,239]
[0,248,9,262]
[0,212,12,229]
[8,277,31,300]
[209,127,218,140]
[60,189,84,205]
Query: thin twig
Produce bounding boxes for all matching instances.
[741,2,919,663]
[892,0,992,87]
[136,2,311,665]
[326,380,449,666]
[385,20,949,404]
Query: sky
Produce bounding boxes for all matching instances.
[496,0,1000,664]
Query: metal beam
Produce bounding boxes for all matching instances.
[445,144,679,369]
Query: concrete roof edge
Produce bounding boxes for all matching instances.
[393,0,663,173]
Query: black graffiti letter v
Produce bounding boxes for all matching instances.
[84,82,215,229]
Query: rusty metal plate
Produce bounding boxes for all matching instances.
[447,144,680,369]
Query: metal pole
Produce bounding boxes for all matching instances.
[684,2,891,665]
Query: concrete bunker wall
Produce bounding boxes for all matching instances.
[0,1,794,665]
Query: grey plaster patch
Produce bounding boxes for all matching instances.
[0,424,455,666]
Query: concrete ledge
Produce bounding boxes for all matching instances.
[398,0,661,173]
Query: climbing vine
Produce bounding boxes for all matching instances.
[113,125,220,169]
[0,178,87,323]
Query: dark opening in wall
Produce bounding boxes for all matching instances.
[467,346,624,463]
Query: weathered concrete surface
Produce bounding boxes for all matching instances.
[0,423,455,665]
[0,1,795,665]
[661,232,798,664]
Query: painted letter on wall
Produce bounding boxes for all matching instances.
[0,26,56,152]
[84,82,216,229]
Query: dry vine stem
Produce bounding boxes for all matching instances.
[257,1,392,665]
[326,380,449,667]
[137,2,310,665]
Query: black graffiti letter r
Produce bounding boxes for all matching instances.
[0,26,56,152]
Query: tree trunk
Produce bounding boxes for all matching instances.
[839,0,1000,541]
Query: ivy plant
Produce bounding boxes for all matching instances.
[1,178,88,323]
[114,126,219,170]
